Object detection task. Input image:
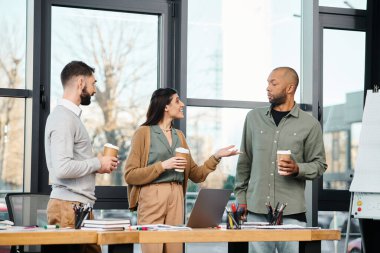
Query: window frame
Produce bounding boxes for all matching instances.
[0,0,33,194]
[318,6,369,212]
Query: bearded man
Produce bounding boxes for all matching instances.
[44,61,118,253]
[234,66,327,253]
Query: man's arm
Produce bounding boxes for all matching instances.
[234,115,253,205]
[296,121,327,180]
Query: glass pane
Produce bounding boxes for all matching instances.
[185,106,248,239]
[319,0,367,10]
[186,107,249,191]
[0,0,26,88]
[318,211,361,253]
[51,7,159,186]
[0,98,25,192]
[187,0,301,102]
[322,29,365,190]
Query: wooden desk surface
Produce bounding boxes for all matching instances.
[97,228,341,245]
[0,229,97,245]
[0,228,340,246]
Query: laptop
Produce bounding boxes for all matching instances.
[186,188,232,228]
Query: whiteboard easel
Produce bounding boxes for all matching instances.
[344,89,380,253]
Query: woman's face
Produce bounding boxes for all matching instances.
[165,93,185,119]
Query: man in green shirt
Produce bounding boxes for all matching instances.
[234,67,327,253]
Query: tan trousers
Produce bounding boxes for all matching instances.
[138,182,184,253]
[46,198,101,253]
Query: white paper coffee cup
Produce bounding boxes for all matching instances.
[103,143,119,157]
[174,147,189,172]
[277,150,291,175]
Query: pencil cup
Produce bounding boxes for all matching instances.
[226,211,240,229]
[74,206,90,229]
[74,213,81,229]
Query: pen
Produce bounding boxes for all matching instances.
[279,203,287,213]
[24,225,39,229]
[43,224,60,229]
[229,212,239,228]
[136,226,149,231]
[274,202,280,212]
[268,202,273,214]
[228,214,234,229]
[231,203,237,213]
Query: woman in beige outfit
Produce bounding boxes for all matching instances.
[124,88,239,253]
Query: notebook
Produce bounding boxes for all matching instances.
[186,188,232,228]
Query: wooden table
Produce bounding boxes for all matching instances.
[0,228,340,253]
[98,228,341,253]
[0,229,98,245]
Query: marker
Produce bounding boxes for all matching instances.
[24,225,39,229]
[231,203,237,213]
[43,224,60,229]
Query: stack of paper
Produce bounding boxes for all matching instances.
[0,220,14,230]
[81,219,131,231]
[241,223,320,229]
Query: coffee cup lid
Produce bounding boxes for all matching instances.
[175,147,189,154]
[277,150,291,154]
[104,143,119,150]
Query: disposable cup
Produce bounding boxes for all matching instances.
[174,147,189,172]
[103,143,119,157]
[277,150,291,175]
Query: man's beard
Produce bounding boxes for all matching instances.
[80,86,92,105]
[269,93,286,107]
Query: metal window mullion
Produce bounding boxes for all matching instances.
[0,89,32,98]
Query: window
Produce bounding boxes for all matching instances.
[187,0,301,102]
[318,7,367,251]
[50,6,159,186]
[319,0,367,10]
[0,0,27,89]
[0,0,28,194]
[186,107,249,192]
[322,29,366,190]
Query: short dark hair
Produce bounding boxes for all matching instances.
[142,88,178,126]
[60,61,95,87]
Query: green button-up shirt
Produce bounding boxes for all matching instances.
[234,104,327,215]
[149,125,184,183]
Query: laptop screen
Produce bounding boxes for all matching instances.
[186,188,232,228]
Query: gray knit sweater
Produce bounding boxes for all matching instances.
[44,99,101,204]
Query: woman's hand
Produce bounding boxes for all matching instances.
[161,157,187,170]
[214,145,241,160]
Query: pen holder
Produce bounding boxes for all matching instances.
[274,212,283,225]
[226,211,240,229]
[267,210,283,225]
[74,212,81,229]
[266,202,286,225]
[74,208,90,229]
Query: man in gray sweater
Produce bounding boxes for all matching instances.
[44,61,118,253]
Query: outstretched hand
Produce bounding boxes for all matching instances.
[214,145,242,159]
